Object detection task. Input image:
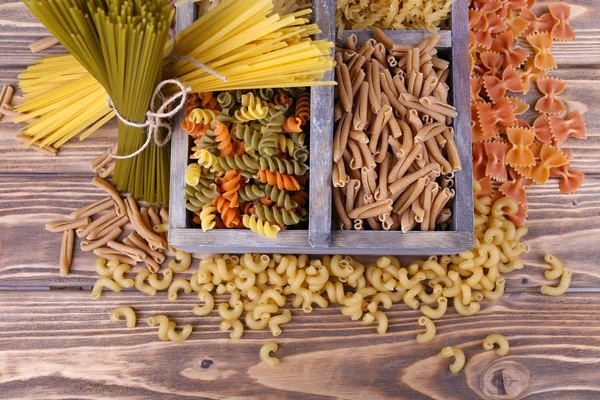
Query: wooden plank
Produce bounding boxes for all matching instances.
[341,30,452,47]
[0,175,599,289]
[0,0,599,68]
[0,290,599,399]
[307,0,335,248]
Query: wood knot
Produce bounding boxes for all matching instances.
[480,360,531,400]
[201,359,213,369]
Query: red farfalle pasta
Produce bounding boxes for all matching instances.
[506,14,530,37]
[484,141,511,182]
[471,76,486,103]
[477,97,516,140]
[483,66,524,103]
[477,176,493,198]
[521,8,556,36]
[295,91,310,126]
[521,57,547,94]
[491,31,529,68]
[535,77,566,115]
[530,144,569,184]
[532,114,553,144]
[548,2,576,41]
[527,32,557,71]
[548,111,587,144]
[506,127,536,167]
[473,142,488,180]
[550,162,585,194]
[255,169,301,191]
[507,97,529,115]
[507,201,528,227]
[499,168,532,205]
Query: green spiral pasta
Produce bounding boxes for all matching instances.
[258,155,309,176]
[196,129,218,152]
[217,92,235,109]
[184,181,220,211]
[293,146,309,163]
[254,203,307,226]
[215,154,259,178]
[256,88,274,101]
[238,184,266,202]
[263,184,299,210]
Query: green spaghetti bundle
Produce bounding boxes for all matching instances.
[23,0,174,205]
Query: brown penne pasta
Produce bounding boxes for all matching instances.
[80,227,122,252]
[91,177,126,216]
[59,229,75,276]
[69,197,113,219]
[46,216,90,233]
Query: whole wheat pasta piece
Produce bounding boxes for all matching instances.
[408,71,424,98]
[348,199,393,219]
[375,154,391,201]
[443,128,462,171]
[353,82,369,130]
[91,177,126,216]
[69,197,113,219]
[419,97,458,118]
[373,43,387,67]
[337,64,353,112]
[87,214,129,241]
[374,124,391,163]
[415,122,446,143]
[107,241,147,263]
[361,168,378,196]
[388,143,423,183]
[429,188,454,231]
[425,138,453,174]
[393,177,428,215]
[392,74,408,95]
[59,230,75,276]
[398,119,414,157]
[140,208,152,232]
[333,159,349,188]
[369,104,393,154]
[77,210,116,238]
[401,208,418,233]
[46,216,91,233]
[420,182,439,231]
[333,111,353,162]
[334,186,353,230]
[380,75,407,116]
[127,232,165,264]
[373,28,396,51]
[420,74,438,98]
[367,60,382,113]
[93,248,136,265]
[98,163,115,179]
[358,141,377,170]
[399,93,446,123]
[390,163,441,200]
[388,136,403,159]
[80,227,122,252]
[350,68,366,98]
[147,208,164,240]
[90,150,113,173]
[125,195,167,250]
[412,198,426,223]
[346,34,358,50]
[349,130,369,144]
[436,208,452,225]
[345,179,361,214]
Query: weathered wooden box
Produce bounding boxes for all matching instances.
[169,0,473,255]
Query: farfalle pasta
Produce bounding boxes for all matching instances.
[183,89,310,240]
[535,77,566,115]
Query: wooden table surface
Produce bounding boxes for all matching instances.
[1,1,599,399]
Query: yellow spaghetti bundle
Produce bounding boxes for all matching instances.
[164,0,335,91]
[15,55,114,149]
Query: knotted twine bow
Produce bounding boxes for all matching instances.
[107,30,227,160]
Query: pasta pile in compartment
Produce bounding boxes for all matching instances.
[182,89,310,240]
[333,31,461,232]
[336,0,455,35]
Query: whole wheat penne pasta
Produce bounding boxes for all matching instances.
[60,229,75,276]
[354,219,364,230]
[375,154,391,201]
[388,143,423,183]
[90,149,113,172]
[379,74,407,116]
[353,82,369,130]
[392,74,408,95]
[346,140,363,170]
[435,132,448,148]
[393,177,428,215]
[46,216,90,233]
[420,75,438,98]
[333,158,349,188]
[387,55,397,67]
[421,182,439,231]
[107,241,147,262]
[80,227,122,252]
[140,208,152,232]
[367,61,382,112]
[334,101,344,121]
[98,162,114,179]
[351,68,366,97]
[91,177,126,216]
[127,232,165,264]
[369,104,392,154]
[436,208,453,225]
[346,34,358,50]
[148,207,162,235]
[93,248,137,265]
[390,163,441,199]
[381,69,399,97]
[337,64,353,112]
[87,214,128,241]
[401,208,417,233]
[345,179,361,214]
[397,119,413,157]
[77,210,116,238]
[399,93,446,123]
[415,122,446,143]
[439,68,450,84]
[407,108,423,131]
[69,197,113,219]
[420,97,458,118]
[333,112,352,162]
[388,136,403,158]
[333,187,353,230]
[125,195,167,250]
[374,125,390,164]
[373,28,395,50]
[349,199,393,219]
[443,128,462,171]
[373,43,387,66]
[429,188,454,231]
[412,198,425,223]
[366,217,382,230]
[349,130,369,144]
[426,138,453,174]
[358,141,377,170]
[348,53,366,76]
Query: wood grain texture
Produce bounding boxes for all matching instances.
[0,290,598,399]
[0,176,598,289]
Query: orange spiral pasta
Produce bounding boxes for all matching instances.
[282,117,303,133]
[295,91,310,126]
[218,170,241,208]
[241,201,255,215]
[255,169,301,191]
[181,118,208,138]
[199,92,214,107]
[214,121,234,156]
[212,195,241,228]
[185,98,202,117]
[291,191,309,208]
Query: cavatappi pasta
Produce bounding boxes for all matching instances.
[183,89,310,240]
[332,31,460,232]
